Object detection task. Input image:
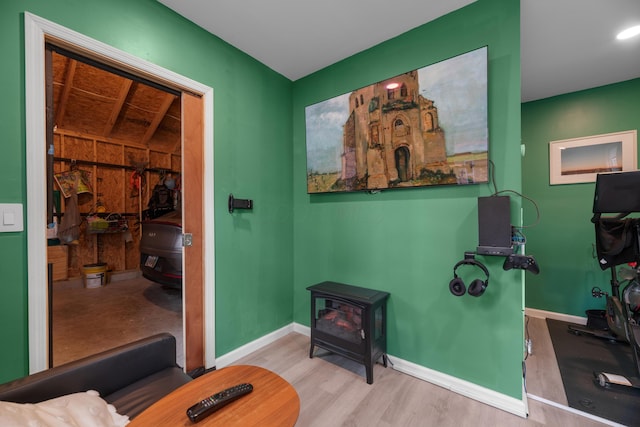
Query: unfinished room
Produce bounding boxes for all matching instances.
[46,47,185,367]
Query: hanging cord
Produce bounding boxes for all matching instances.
[493,189,541,229]
[488,159,499,196]
[487,160,541,229]
[524,315,531,361]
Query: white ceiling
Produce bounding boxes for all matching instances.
[521,0,640,102]
[157,0,640,102]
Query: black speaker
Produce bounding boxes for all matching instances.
[449,259,490,297]
[476,196,513,256]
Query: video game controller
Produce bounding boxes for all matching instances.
[503,254,539,274]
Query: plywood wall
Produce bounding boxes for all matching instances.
[52,130,180,279]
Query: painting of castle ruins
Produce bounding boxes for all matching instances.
[305,46,488,194]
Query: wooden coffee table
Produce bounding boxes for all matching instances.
[128,365,299,426]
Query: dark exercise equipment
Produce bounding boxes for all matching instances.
[568,171,640,390]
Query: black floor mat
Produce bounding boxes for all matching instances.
[546,318,640,426]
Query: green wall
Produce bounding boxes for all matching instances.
[1,0,526,402]
[0,0,293,382]
[292,0,524,398]
[523,78,640,316]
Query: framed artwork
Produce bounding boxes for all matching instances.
[549,130,637,185]
[305,46,488,194]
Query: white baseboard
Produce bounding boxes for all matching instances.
[293,322,310,336]
[527,394,625,427]
[218,322,526,418]
[215,323,295,368]
[525,307,587,325]
[389,355,528,418]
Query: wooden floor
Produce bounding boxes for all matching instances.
[524,316,569,405]
[53,281,616,426]
[234,320,614,427]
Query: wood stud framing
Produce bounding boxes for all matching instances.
[51,50,181,279]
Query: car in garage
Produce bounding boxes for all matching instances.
[140,210,182,288]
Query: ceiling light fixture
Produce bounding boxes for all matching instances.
[386,83,399,89]
[616,25,640,40]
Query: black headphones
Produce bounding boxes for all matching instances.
[450,258,490,297]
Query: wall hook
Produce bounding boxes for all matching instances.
[228,194,253,213]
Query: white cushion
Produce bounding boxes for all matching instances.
[0,390,129,427]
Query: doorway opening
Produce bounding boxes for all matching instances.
[395,146,410,182]
[25,12,215,375]
[46,46,185,367]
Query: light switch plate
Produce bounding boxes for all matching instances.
[0,203,24,232]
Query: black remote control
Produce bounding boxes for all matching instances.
[186,383,253,423]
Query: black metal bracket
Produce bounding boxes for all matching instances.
[228,194,253,213]
[464,251,477,260]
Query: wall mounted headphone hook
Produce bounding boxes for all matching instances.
[464,251,477,260]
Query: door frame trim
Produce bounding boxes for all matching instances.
[24,12,215,373]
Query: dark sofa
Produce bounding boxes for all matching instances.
[0,333,192,419]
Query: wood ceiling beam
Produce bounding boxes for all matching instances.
[55,127,151,151]
[168,138,181,154]
[164,109,182,153]
[140,92,177,145]
[54,58,76,127]
[102,79,133,137]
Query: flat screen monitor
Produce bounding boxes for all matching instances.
[593,171,640,214]
[304,46,488,194]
